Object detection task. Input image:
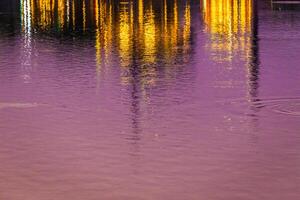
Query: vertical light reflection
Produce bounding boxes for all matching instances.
[119,0,133,68]
[72,0,76,29]
[82,0,86,31]
[202,0,260,115]
[138,0,144,58]
[21,0,31,35]
[20,0,33,83]
[203,0,253,63]
[162,0,172,63]
[66,0,70,25]
[160,0,181,65]
[139,0,144,26]
[183,1,191,59]
[25,0,69,31]
[162,0,169,61]
[104,3,113,63]
[19,0,194,86]
[163,0,167,32]
[94,0,113,75]
[95,0,102,74]
[140,1,157,87]
[172,0,178,52]
[143,3,156,64]
[57,0,65,29]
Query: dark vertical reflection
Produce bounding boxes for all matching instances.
[129,61,142,140]
[249,0,260,102]
[248,0,260,140]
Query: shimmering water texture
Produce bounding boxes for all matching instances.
[0,0,300,200]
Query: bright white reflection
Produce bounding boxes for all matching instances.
[21,0,31,36]
[21,0,33,83]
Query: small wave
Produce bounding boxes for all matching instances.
[220,97,300,117]
[271,101,300,116]
[0,102,41,110]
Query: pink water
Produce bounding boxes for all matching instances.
[0,0,299,199]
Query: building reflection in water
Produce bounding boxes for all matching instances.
[202,0,253,62]
[202,0,260,136]
[19,0,195,137]
[202,0,260,104]
[19,0,260,133]
[20,0,193,82]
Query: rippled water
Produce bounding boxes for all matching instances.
[0,0,300,199]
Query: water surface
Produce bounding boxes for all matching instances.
[0,0,300,199]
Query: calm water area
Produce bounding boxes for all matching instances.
[0,0,300,199]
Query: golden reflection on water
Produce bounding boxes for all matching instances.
[18,0,260,134]
[19,1,256,63]
[95,0,113,74]
[82,0,86,31]
[118,1,134,68]
[20,0,192,69]
[183,1,191,61]
[143,4,156,64]
[202,0,253,63]
[202,0,259,103]
[20,0,257,91]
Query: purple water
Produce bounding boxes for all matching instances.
[0,0,299,199]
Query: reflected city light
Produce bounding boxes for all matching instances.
[118,1,133,68]
[183,1,191,61]
[19,0,257,90]
[19,0,195,89]
[202,0,253,63]
[20,0,33,83]
[202,0,258,104]
[143,3,156,64]
[21,0,31,35]
[2,1,300,199]
[19,0,193,72]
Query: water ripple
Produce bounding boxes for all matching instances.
[222,97,300,117]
